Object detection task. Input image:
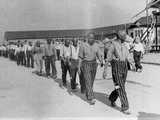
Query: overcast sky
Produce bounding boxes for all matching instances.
[0,0,146,33]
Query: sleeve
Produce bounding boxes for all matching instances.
[60,45,64,57]
[96,46,103,63]
[78,44,84,59]
[53,45,57,60]
[106,44,114,62]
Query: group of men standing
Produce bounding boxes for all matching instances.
[0,30,145,115]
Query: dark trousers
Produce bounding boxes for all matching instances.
[81,60,98,100]
[16,53,20,65]
[45,56,57,77]
[70,59,79,89]
[18,52,24,65]
[22,52,26,66]
[109,60,129,111]
[133,50,142,71]
[61,60,71,85]
[56,49,60,60]
[26,51,34,68]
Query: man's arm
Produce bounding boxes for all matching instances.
[78,45,84,74]
[105,44,114,63]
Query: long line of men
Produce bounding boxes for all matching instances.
[0,31,145,115]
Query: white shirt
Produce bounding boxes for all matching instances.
[70,45,79,60]
[60,45,71,58]
[134,43,144,53]
[27,45,33,51]
[14,46,20,54]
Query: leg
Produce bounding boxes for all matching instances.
[45,57,50,76]
[61,60,67,86]
[90,63,98,87]
[51,56,57,78]
[79,68,86,93]
[70,61,78,89]
[82,62,95,101]
[31,53,34,68]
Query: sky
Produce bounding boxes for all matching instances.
[0,0,147,39]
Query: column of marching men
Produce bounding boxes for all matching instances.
[0,30,145,115]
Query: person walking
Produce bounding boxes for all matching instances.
[15,43,21,66]
[103,38,112,79]
[26,42,34,68]
[106,31,131,114]
[43,38,57,78]
[60,39,72,88]
[69,38,80,92]
[78,33,103,105]
[133,37,144,72]
[33,41,44,75]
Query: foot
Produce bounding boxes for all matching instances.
[109,99,116,107]
[71,88,78,92]
[89,99,96,105]
[121,109,131,115]
[63,83,67,87]
[111,102,116,107]
[52,75,57,79]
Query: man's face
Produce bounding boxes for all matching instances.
[65,39,70,47]
[88,34,95,45]
[73,39,78,46]
[47,39,51,44]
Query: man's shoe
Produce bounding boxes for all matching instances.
[71,88,78,92]
[89,99,96,105]
[111,102,116,107]
[121,109,131,115]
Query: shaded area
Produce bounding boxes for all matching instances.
[138,112,160,120]
[141,62,160,66]
[94,92,121,111]
[53,78,122,112]
[127,80,151,88]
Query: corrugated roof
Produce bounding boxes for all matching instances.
[134,15,160,27]
[5,23,131,40]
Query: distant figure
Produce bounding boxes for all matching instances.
[103,38,112,79]
[55,41,61,60]
[133,37,144,72]
[106,31,131,114]
[60,39,71,88]
[23,40,28,66]
[69,38,79,92]
[19,43,24,65]
[15,43,21,65]
[43,38,57,78]
[26,42,34,68]
[33,41,44,75]
[78,33,103,105]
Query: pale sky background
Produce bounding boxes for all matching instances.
[0,0,148,39]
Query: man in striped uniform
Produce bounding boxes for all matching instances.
[106,31,131,114]
[78,33,103,105]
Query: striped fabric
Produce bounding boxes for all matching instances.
[81,60,98,100]
[109,59,129,111]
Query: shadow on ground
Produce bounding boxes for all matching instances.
[53,78,122,112]
[127,80,151,88]
[138,112,160,120]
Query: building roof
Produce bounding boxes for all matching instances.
[130,15,160,28]
[5,23,131,40]
[149,0,160,8]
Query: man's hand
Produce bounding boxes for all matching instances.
[78,66,81,75]
[42,56,45,60]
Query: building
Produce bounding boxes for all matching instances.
[4,23,131,44]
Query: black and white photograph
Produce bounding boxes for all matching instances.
[0,0,160,120]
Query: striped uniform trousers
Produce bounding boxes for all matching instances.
[109,59,129,111]
[81,60,98,100]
